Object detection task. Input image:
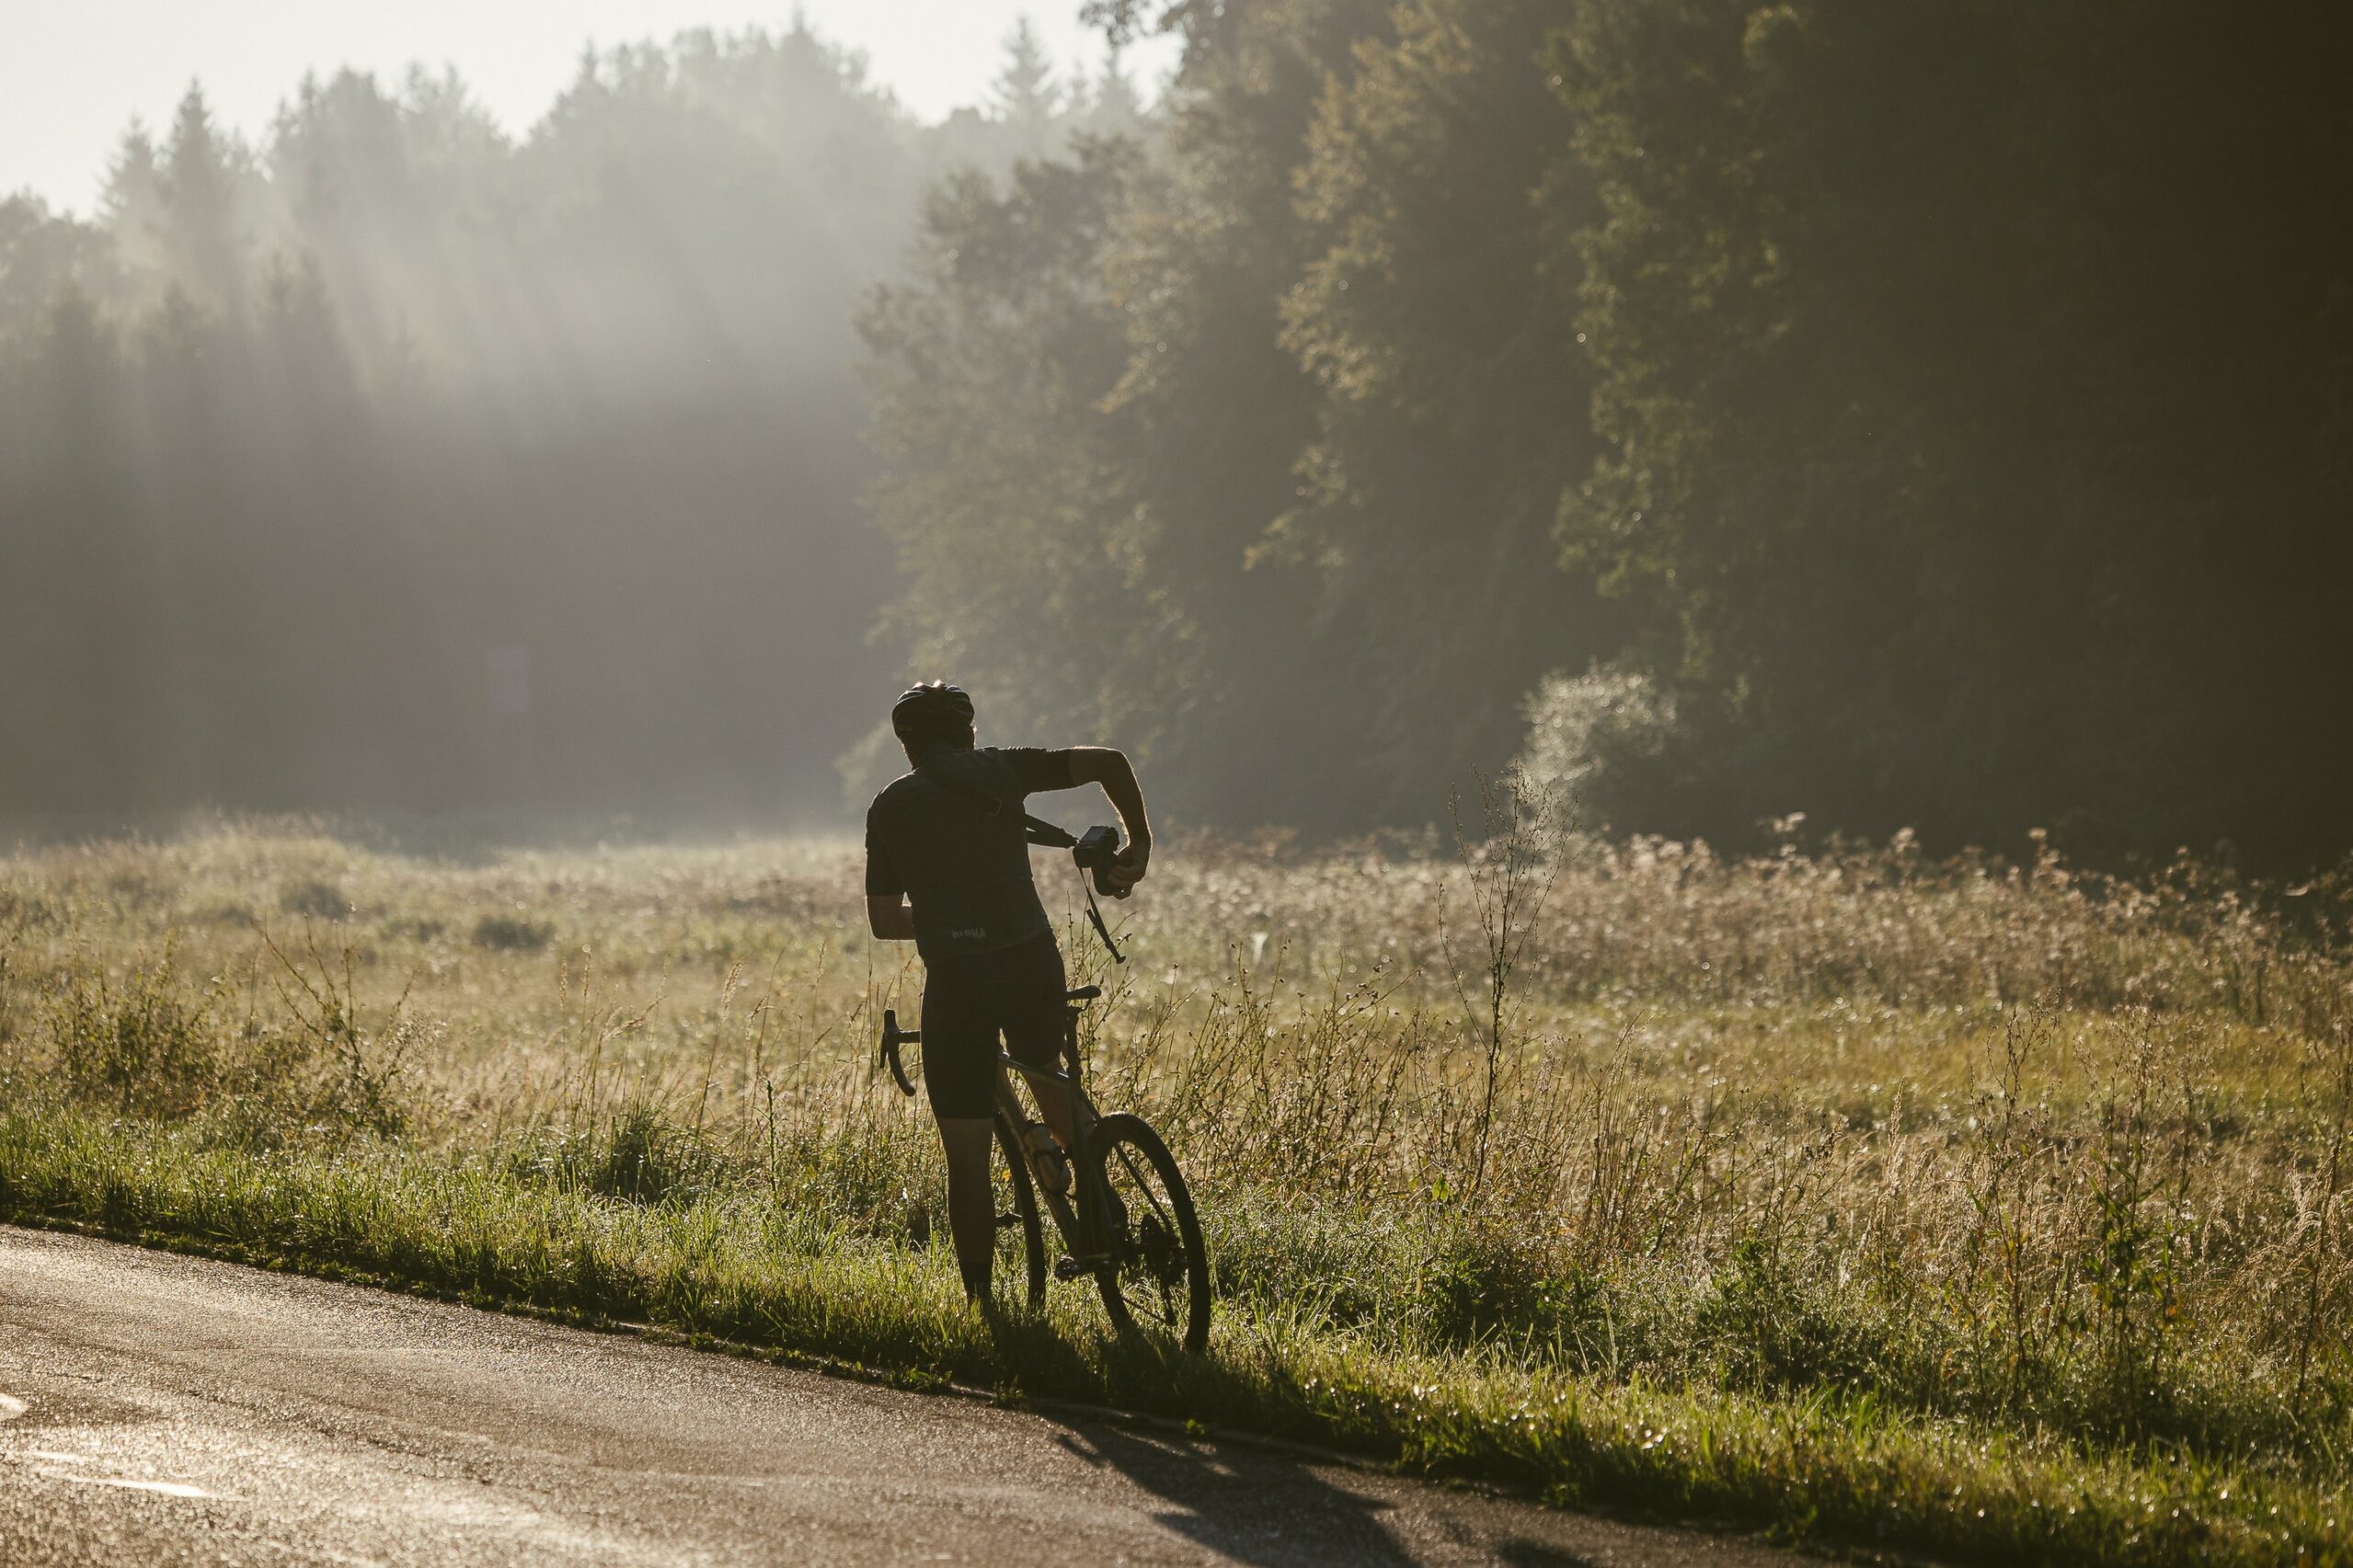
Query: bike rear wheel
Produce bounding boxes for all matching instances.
[990,1111,1047,1311]
[1086,1113,1211,1352]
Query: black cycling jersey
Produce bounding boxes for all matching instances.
[864,745,1075,963]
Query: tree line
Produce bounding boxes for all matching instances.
[867,0,2353,868]
[1,22,1138,824]
[6,6,2347,867]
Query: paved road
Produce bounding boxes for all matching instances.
[0,1227,1805,1566]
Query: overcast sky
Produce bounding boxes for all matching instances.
[2,2,1176,217]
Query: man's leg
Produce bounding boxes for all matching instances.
[921,957,1000,1304]
[1016,1067,1076,1155]
[935,1115,997,1302]
[1005,937,1079,1157]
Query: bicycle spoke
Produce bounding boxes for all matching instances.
[1116,1145,1175,1229]
[1086,1115,1211,1353]
[1108,1163,1184,1328]
[1149,1233,1180,1323]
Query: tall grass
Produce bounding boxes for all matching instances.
[2,820,2349,1564]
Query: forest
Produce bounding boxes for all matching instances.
[5,3,2348,868]
[0,22,1137,825]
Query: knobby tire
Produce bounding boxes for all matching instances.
[1086,1112,1211,1353]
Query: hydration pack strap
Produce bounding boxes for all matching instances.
[914,764,1078,849]
[915,763,1127,965]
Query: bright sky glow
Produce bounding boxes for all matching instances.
[1,2,1176,217]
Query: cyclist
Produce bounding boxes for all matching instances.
[863,682,1153,1304]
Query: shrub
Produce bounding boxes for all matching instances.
[49,951,223,1119]
[279,879,350,920]
[472,914,553,951]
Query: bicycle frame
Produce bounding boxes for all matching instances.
[878,983,1121,1274]
[878,978,1211,1349]
[991,987,1122,1276]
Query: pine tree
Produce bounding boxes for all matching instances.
[1078,46,1148,139]
[159,84,245,312]
[991,18,1063,159]
[99,125,168,290]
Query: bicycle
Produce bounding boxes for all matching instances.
[879,980,1211,1352]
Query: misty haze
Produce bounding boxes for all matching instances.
[3,17,1148,832]
[4,6,2351,1567]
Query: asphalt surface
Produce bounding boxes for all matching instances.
[0,1226,1809,1566]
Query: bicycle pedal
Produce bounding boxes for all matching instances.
[1052,1255,1091,1283]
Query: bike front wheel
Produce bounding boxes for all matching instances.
[1086,1113,1211,1352]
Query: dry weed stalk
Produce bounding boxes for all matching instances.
[1440,770,1566,1197]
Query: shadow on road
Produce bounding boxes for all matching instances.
[1040,1414,1599,1568]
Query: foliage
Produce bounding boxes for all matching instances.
[471,914,554,952]
[28,920,410,1138]
[1552,0,2353,859]
[0,26,1136,824]
[865,1,1609,827]
[47,945,224,1119]
[857,138,1183,770]
[9,3,2346,860]
[1516,662,1675,823]
[868,0,2353,865]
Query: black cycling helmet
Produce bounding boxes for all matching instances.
[890,681,975,747]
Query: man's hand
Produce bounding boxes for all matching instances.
[1104,837,1150,898]
[1068,747,1154,898]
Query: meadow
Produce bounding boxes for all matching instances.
[2,807,2348,1565]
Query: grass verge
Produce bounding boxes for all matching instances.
[2,1107,2341,1568]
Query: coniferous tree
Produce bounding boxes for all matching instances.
[7,4,2349,861]
[992,18,1063,156]
[158,85,248,313]
[0,24,1128,823]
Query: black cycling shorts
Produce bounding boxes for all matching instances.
[919,932,1068,1119]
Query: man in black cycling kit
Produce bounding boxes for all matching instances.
[863,682,1153,1304]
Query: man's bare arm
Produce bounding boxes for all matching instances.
[1067,746,1152,893]
[867,895,917,941]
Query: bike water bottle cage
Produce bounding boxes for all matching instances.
[915,763,1129,965]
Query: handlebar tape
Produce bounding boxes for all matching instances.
[878,1009,917,1097]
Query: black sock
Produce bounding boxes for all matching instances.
[959,1256,992,1303]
